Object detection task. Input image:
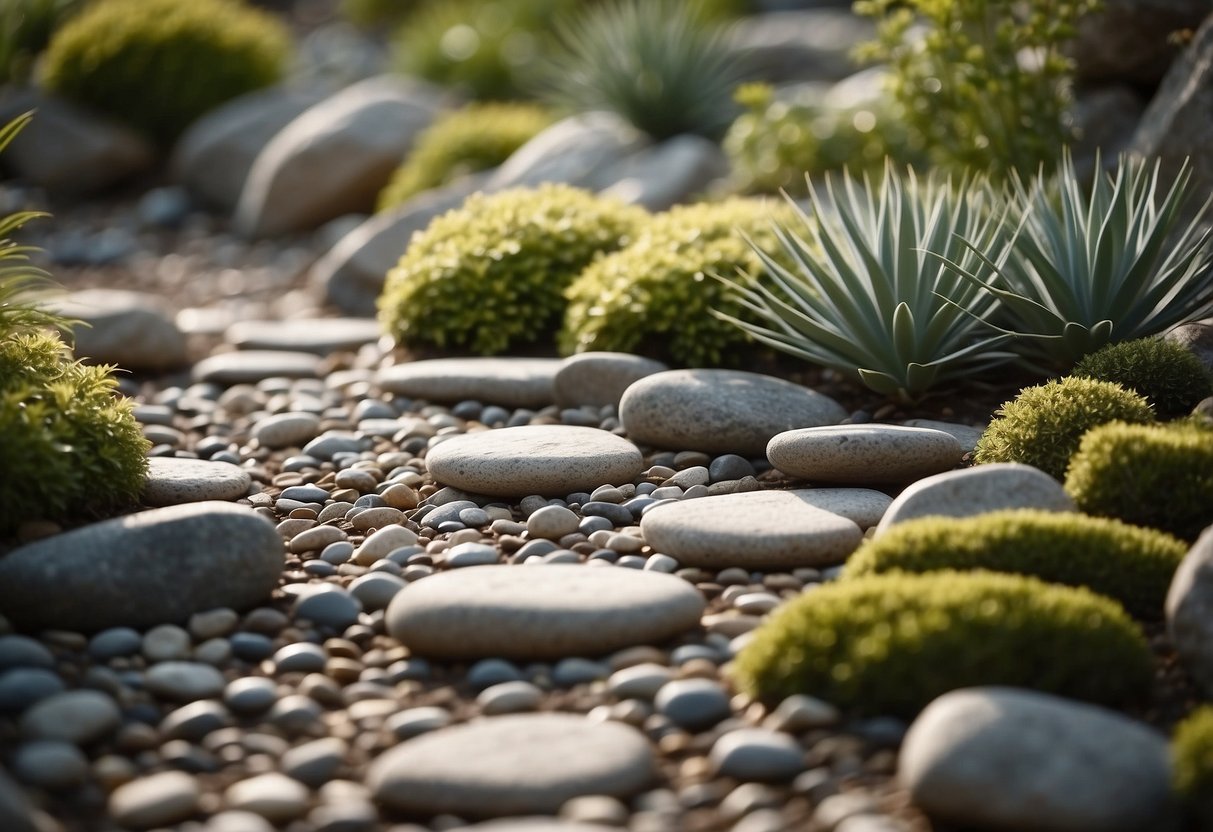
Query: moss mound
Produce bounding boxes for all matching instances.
[40,0,290,143]
[844,510,1187,618]
[377,103,553,213]
[731,570,1152,717]
[1174,706,1213,828]
[1071,337,1213,420]
[378,184,647,354]
[1066,420,1213,541]
[973,376,1155,479]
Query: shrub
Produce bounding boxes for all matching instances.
[731,570,1152,717]
[853,0,1096,179]
[0,0,81,83]
[40,0,290,143]
[559,198,796,367]
[1174,707,1213,828]
[973,377,1155,480]
[1066,421,1213,542]
[844,510,1187,618]
[1070,337,1213,420]
[378,184,647,354]
[377,103,554,213]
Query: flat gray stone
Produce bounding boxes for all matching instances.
[142,458,251,506]
[767,425,963,485]
[0,502,283,632]
[901,419,987,456]
[109,771,200,830]
[51,289,187,371]
[19,690,120,744]
[425,425,644,498]
[368,713,655,816]
[554,352,669,409]
[900,687,1175,832]
[710,728,806,782]
[1168,526,1213,696]
[620,369,847,456]
[385,564,704,660]
[378,357,560,408]
[875,463,1076,535]
[193,351,321,384]
[249,412,322,450]
[225,318,381,354]
[640,489,867,569]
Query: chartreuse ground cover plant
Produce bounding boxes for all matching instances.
[40,0,290,143]
[560,198,796,367]
[377,103,554,213]
[378,184,646,355]
[1174,707,1213,828]
[716,163,1018,402]
[731,570,1152,718]
[1066,421,1213,542]
[844,510,1187,619]
[1070,337,1213,420]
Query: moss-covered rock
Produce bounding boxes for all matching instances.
[378,184,647,354]
[40,0,290,143]
[377,103,553,213]
[559,198,795,367]
[1065,420,1213,541]
[731,570,1152,717]
[973,377,1155,480]
[844,509,1187,618]
[1071,337,1213,420]
[1174,706,1213,828]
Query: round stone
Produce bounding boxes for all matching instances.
[250,412,322,450]
[224,677,278,714]
[425,426,644,498]
[193,351,321,384]
[655,678,732,730]
[377,357,560,408]
[367,713,655,816]
[710,728,805,782]
[0,669,65,712]
[109,771,200,829]
[385,564,704,660]
[527,505,581,540]
[144,662,226,702]
[224,773,309,822]
[448,821,620,832]
[478,681,543,715]
[12,741,89,789]
[52,289,187,371]
[640,490,869,569]
[619,369,847,456]
[766,425,963,485]
[554,352,669,409]
[20,690,120,744]
[291,586,362,630]
[0,636,54,669]
[142,457,251,506]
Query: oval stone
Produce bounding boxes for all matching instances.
[385,564,704,660]
[192,350,321,384]
[142,458,251,506]
[425,426,644,498]
[767,425,963,485]
[377,357,560,408]
[554,352,669,408]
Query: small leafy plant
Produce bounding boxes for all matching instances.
[1071,337,1213,420]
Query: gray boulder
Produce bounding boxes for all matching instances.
[599,135,730,211]
[486,112,650,193]
[1167,525,1213,695]
[728,10,876,84]
[1072,0,1211,87]
[51,289,187,371]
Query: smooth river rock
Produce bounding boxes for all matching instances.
[142,457,251,506]
[385,564,704,660]
[425,425,644,498]
[0,503,283,632]
[225,317,382,355]
[378,357,560,408]
[554,352,669,409]
[193,351,321,384]
[1168,526,1213,696]
[766,425,963,485]
[368,713,655,816]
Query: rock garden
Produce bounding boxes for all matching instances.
[3,0,1213,830]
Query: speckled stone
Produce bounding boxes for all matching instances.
[875,463,1076,535]
[619,369,847,455]
[193,351,321,384]
[554,352,669,408]
[640,490,865,569]
[767,425,963,485]
[377,357,560,408]
[225,318,381,355]
[368,713,655,816]
[142,458,251,506]
[426,426,644,498]
[385,564,704,660]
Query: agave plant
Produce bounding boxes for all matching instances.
[715,162,1018,402]
[945,152,1213,369]
[534,0,747,141]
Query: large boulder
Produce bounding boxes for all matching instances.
[485,112,650,193]
[51,289,187,371]
[599,135,730,211]
[1072,0,1211,87]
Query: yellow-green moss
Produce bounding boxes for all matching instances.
[1071,337,1213,420]
[1174,706,1213,828]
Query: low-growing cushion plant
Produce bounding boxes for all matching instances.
[1066,420,1213,541]
[1070,337,1213,420]
[844,510,1188,618]
[559,198,795,367]
[40,0,290,143]
[377,103,554,213]
[973,377,1155,480]
[730,570,1153,718]
[378,184,647,354]
[1174,706,1213,829]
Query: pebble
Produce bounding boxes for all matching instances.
[224,677,278,714]
[160,700,232,741]
[348,572,407,610]
[193,350,322,384]
[553,352,669,408]
[87,626,143,660]
[478,681,543,715]
[426,425,644,498]
[608,663,675,700]
[144,661,226,701]
[225,772,310,823]
[654,678,732,730]
[250,412,322,449]
[387,706,453,740]
[385,564,704,660]
[109,771,201,829]
[1168,526,1213,695]
[226,317,380,354]
[710,729,805,782]
[289,525,348,554]
[766,424,963,485]
[368,713,655,816]
[292,585,362,629]
[0,636,54,669]
[354,525,419,565]
[0,669,65,712]
[447,821,621,832]
[377,357,561,408]
[619,369,847,455]
[282,737,347,787]
[273,643,328,674]
[12,740,90,789]
[763,695,841,732]
[142,457,252,506]
[143,624,192,661]
[20,690,121,744]
[528,505,581,540]
[446,542,500,568]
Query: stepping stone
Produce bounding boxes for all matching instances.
[0,503,283,633]
[52,289,186,371]
[426,425,644,498]
[378,357,560,408]
[620,369,847,456]
[554,352,669,408]
[193,351,321,384]
[874,463,1076,535]
[142,458,251,506]
[902,419,986,455]
[384,564,704,660]
[640,489,873,569]
[767,425,963,485]
[368,713,655,816]
[900,688,1173,832]
[225,318,381,354]
[1168,527,1213,696]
